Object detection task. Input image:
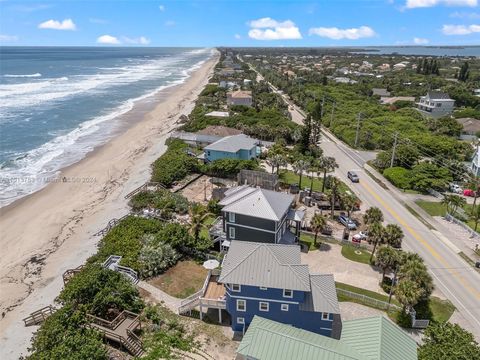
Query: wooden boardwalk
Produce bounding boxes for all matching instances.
[87,311,143,357]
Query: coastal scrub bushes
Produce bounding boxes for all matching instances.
[27,305,107,360]
[201,158,259,178]
[139,235,180,278]
[151,139,200,187]
[129,189,189,216]
[383,167,412,190]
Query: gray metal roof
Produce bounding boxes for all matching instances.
[426,91,453,100]
[237,316,368,360]
[204,134,258,153]
[170,131,222,144]
[218,241,310,291]
[221,187,294,221]
[219,185,257,207]
[300,274,340,314]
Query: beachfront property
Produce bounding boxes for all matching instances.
[204,134,258,162]
[416,91,455,118]
[209,185,304,247]
[471,146,480,177]
[227,90,253,107]
[235,316,417,360]
[220,241,342,337]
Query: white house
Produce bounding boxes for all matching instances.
[471,146,480,177]
[416,91,455,118]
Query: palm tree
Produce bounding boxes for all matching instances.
[293,159,309,189]
[328,177,342,219]
[188,203,212,242]
[383,224,404,248]
[368,222,385,262]
[364,207,384,227]
[450,194,466,215]
[399,256,434,301]
[308,160,321,197]
[292,127,302,143]
[472,204,480,231]
[342,193,358,218]
[396,278,422,313]
[375,246,400,281]
[310,213,327,248]
[266,153,286,175]
[319,156,338,193]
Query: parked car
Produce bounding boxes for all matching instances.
[352,231,368,242]
[347,171,359,183]
[464,189,475,197]
[449,183,462,194]
[338,215,357,230]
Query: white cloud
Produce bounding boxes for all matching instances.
[97,34,120,44]
[234,34,241,39]
[442,23,480,34]
[413,37,429,44]
[123,36,151,45]
[38,18,76,31]
[159,5,165,11]
[164,20,175,26]
[405,0,477,8]
[308,26,376,40]
[248,17,302,40]
[0,34,18,42]
[450,11,480,18]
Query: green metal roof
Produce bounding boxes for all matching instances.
[341,317,417,360]
[236,316,418,360]
[237,316,367,360]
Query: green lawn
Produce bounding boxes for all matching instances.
[341,244,373,265]
[335,281,400,307]
[429,297,456,323]
[279,170,325,192]
[300,232,335,250]
[415,200,448,217]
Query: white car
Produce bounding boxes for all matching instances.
[352,231,368,242]
[449,183,462,194]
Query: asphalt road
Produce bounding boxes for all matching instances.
[244,59,480,337]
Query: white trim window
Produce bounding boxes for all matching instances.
[281,304,289,312]
[322,312,329,320]
[237,317,245,325]
[231,284,241,292]
[237,299,246,312]
[283,289,293,298]
[229,226,235,239]
[259,302,269,312]
[229,212,236,223]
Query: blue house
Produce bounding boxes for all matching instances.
[204,134,258,162]
[218,241,342,338]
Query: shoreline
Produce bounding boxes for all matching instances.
[0,52,219,359]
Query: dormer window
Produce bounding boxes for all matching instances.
[283,289,293,298]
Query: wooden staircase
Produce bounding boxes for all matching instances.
[23,306,55,326]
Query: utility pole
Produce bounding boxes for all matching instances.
[354,113,362,148]
[320,95,325,118]
[390,132,399,168]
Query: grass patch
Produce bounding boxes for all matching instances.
[148,260,208,299]
[341,244,373,265]
[300,232,336,250]
[415,200,447,217]
[405,204,435,230]
[335,281,400,306]
[429,297,456,323]
[279,170,324,192]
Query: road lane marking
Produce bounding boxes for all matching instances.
[360,180,480,300]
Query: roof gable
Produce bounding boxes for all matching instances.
[221,187,294,221]
[300,274,340,314]
[218,241,310,291]
[204,134,258,153]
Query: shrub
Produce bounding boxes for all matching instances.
[383,167,412,190]
[58,264,143,319]
[410,162,452,192]
[151,139,200,187]
[28,306,107,360]
[139,235,180,278]
[207,199,222,216]
[202,158,259,178]
[129,189,189,215]
[92,216,164,271]
[155,223,194,250]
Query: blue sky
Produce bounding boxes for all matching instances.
[0,0,479,46]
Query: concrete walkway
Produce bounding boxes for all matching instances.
[137,281,182,312]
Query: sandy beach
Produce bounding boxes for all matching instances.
[0,52,218,359]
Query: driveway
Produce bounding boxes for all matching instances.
[301,244,384,293]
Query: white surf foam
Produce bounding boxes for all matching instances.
[3,73,42,78]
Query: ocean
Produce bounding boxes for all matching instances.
[0,46,214,207]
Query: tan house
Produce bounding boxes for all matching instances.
[227,90,253,107]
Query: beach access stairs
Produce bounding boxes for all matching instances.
[23,306,55,326]
[124,181,165,199]
[87,310,143,357]
[62,265,84,284]
[102,255,139,284]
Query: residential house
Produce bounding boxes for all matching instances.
[235,316,417,360]
[416,91,455,118]
[219,242,342,337]
[204,134,258,162]
[227,90,253,107]
[211,186,304,246]
[372,88,390,97]
[457,117,480,136]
